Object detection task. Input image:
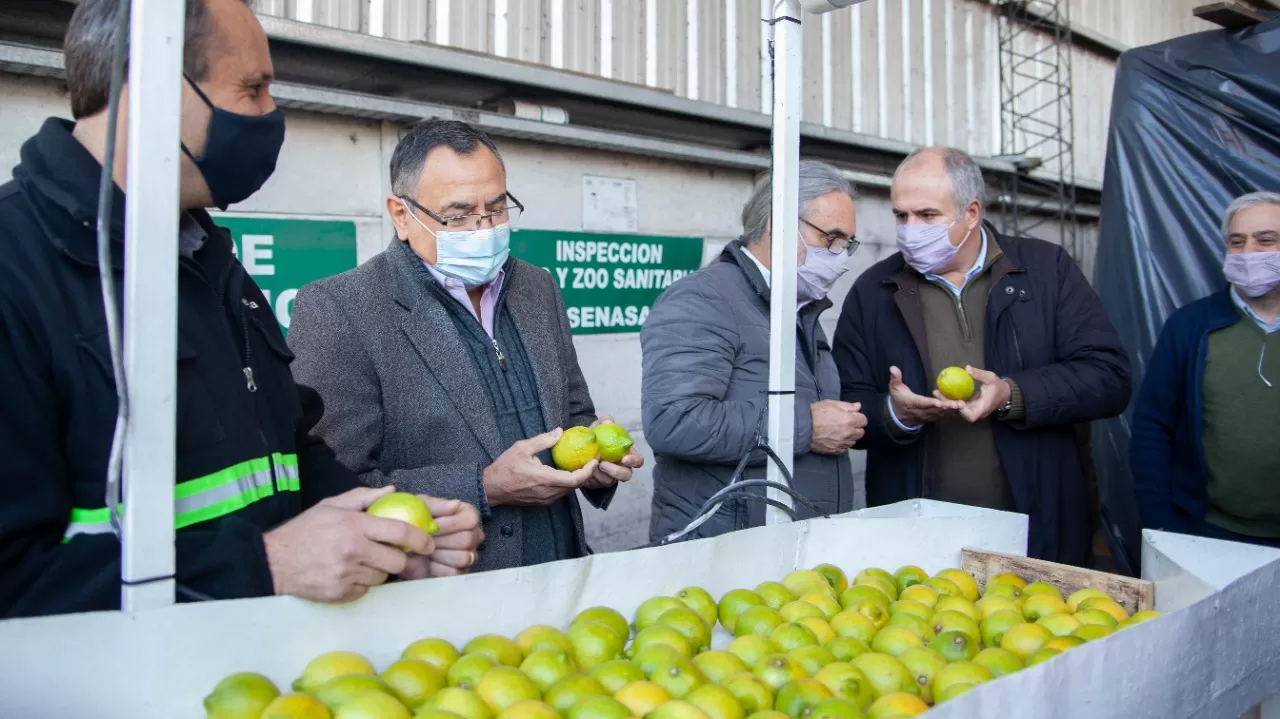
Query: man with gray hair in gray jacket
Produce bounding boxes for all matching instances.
[641,160,865,542]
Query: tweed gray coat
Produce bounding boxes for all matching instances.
[641,241,854,541]
[287,240,613,571]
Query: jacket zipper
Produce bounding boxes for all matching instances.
[1012,324,1024,369]
[239,298,258,392]
[954,293,970,342]
[492,338,508,372]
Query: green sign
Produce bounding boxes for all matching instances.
[510,229,705,335]
[217,217,359,335]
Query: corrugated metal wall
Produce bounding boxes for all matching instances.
[257,0,1217,184]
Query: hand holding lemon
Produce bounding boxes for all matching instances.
[552,419,644,489]
[951,366,1014,423]
[886,366,967,426]
[929,366,1014,423]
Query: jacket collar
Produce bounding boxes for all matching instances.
[1206,287,1245,328]
[12,117,233,268]
[721,238,834,317]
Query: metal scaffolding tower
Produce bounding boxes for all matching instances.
[996,0,1080,260]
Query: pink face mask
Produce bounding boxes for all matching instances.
[796,246,851,301]
[1224,251,1280,298]
[897,217,973,275]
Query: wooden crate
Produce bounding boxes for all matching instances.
[961,547,1155,614]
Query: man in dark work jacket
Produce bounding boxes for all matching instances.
[833,147,1131,566]
[288,119,644,570]
[0,0,482,618]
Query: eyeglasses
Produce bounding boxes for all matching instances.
[801,218,860,255]
[402,193,525,230]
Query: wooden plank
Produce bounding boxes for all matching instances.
[961,547,1155,614]
[1193,2,1269,29]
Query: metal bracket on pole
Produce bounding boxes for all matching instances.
[764,0,803,526]
[121,0,186,611]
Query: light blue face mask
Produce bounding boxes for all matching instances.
[403,199,511,287]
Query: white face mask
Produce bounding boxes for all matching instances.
[402,199,511,287]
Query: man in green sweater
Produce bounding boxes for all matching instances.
[1132,191,1280,546]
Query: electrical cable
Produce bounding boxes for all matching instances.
[98,0,133,540]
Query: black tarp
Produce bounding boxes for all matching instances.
[1092,16,1280,574]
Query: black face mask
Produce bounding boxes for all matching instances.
[181,75,286,210]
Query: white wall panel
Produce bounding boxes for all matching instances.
[382,0,430,42]
[1070,0,1217,48]
[610,0,647,85]
[254,0,1222,185]
[653,0,688,95]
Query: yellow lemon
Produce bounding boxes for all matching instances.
[691,651,748,684]
[592,423,633,463]
[498,700,560,719]
[892,566,929,594]
[933,570,980,602]
[367,492,439,543]
[677,587,721,627]
[293,652,376,694]
[463,636,523,668]
[614,681,672,716]
[867,692,929,718]
[315,674,393,712]
[382,660,446,710]
[515,626,574,658]
[685,683,746,719]
[591,661,645,694]
[551,426,598,471]
[935,367,974,401]
[573,607,631,644]
[449,655,497,690]
[475,667,541,714]
[1000,623,1052,661]
[812,564,851,594]
[204,672,280,719]
[1065,588,1110,613]
[1078,597,1130,624]
[260,694,332,719]
[898,585,939,609]
[334,691,411,719]
[722,672,775,714]
[427,688,494,719]
[403,639,462,674]
[972,647,1023,678]
[719,590,768,633]
[773,678,833,719]
[545,675,609,714]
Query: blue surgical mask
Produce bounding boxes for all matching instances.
[181,75,286,211]
[402,199,510,287]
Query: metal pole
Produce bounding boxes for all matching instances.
[121,0,186,611]
[765,0,803,525]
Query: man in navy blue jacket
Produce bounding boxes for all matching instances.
[835,148,1132,566]
[1131,191,1280,546]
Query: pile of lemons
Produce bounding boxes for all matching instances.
[204,564,1160,719]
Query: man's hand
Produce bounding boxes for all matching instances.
[809,400,868,454]
[263,486,434,603]
[950,366,1012,423]
[584,416,645,489]
[888,365,966,426]
[399,498,484,579]
[483,429,598,506]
